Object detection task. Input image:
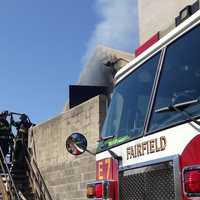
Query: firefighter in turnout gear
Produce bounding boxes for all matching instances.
[11,113,32,165]
[0,111,10,164]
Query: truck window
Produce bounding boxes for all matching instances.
[101,52,160,140]
[148,25,200,132]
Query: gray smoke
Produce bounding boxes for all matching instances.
[83,0,138,62]
[79,45,119,87]
[79,0,138,87]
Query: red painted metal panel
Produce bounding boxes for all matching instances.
[112,159,119,200]
[181,135,200,200]
[135,32,160,57]
[181,135,200,167]
[96,158,119,200]
[96,158,113,180]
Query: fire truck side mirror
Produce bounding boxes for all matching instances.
[66,132,88,156]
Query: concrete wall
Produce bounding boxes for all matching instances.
[30,95,107,200]
[138,0,197,44]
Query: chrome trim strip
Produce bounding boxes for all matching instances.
[119,155,178,171]
[173,155,182,200]
[115,10,200,85]
[143,48,166,135]
[87,180,114,185]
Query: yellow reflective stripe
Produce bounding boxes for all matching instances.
[19,129,27,133]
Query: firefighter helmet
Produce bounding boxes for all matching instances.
[0,111,8,117]
[20,114,28,121]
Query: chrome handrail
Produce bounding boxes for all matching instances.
[18,191,27,200]
[0,158,10,199]
[25,146,53,200]
[24,156,42,199]
[0,145,20,200]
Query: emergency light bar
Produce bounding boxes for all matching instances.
[176,0,200,26]
[87,180,115,199]
[135,32,160,57]
[183,165,200,197]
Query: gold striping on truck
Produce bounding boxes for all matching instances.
[126,136,167,160]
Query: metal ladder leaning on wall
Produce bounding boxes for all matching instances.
[0,145,21,200]
[0,143,53,200]
[24,145,53,200]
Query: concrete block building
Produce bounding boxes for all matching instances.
[30,1,199,199]
[30,95,107,200]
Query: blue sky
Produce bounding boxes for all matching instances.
[0,0,138,123]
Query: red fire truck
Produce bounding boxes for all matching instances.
[66,2,200,199]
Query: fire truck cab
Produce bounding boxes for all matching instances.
[66,3,200,200]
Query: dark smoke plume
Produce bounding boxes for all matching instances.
[78,45,133,88]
